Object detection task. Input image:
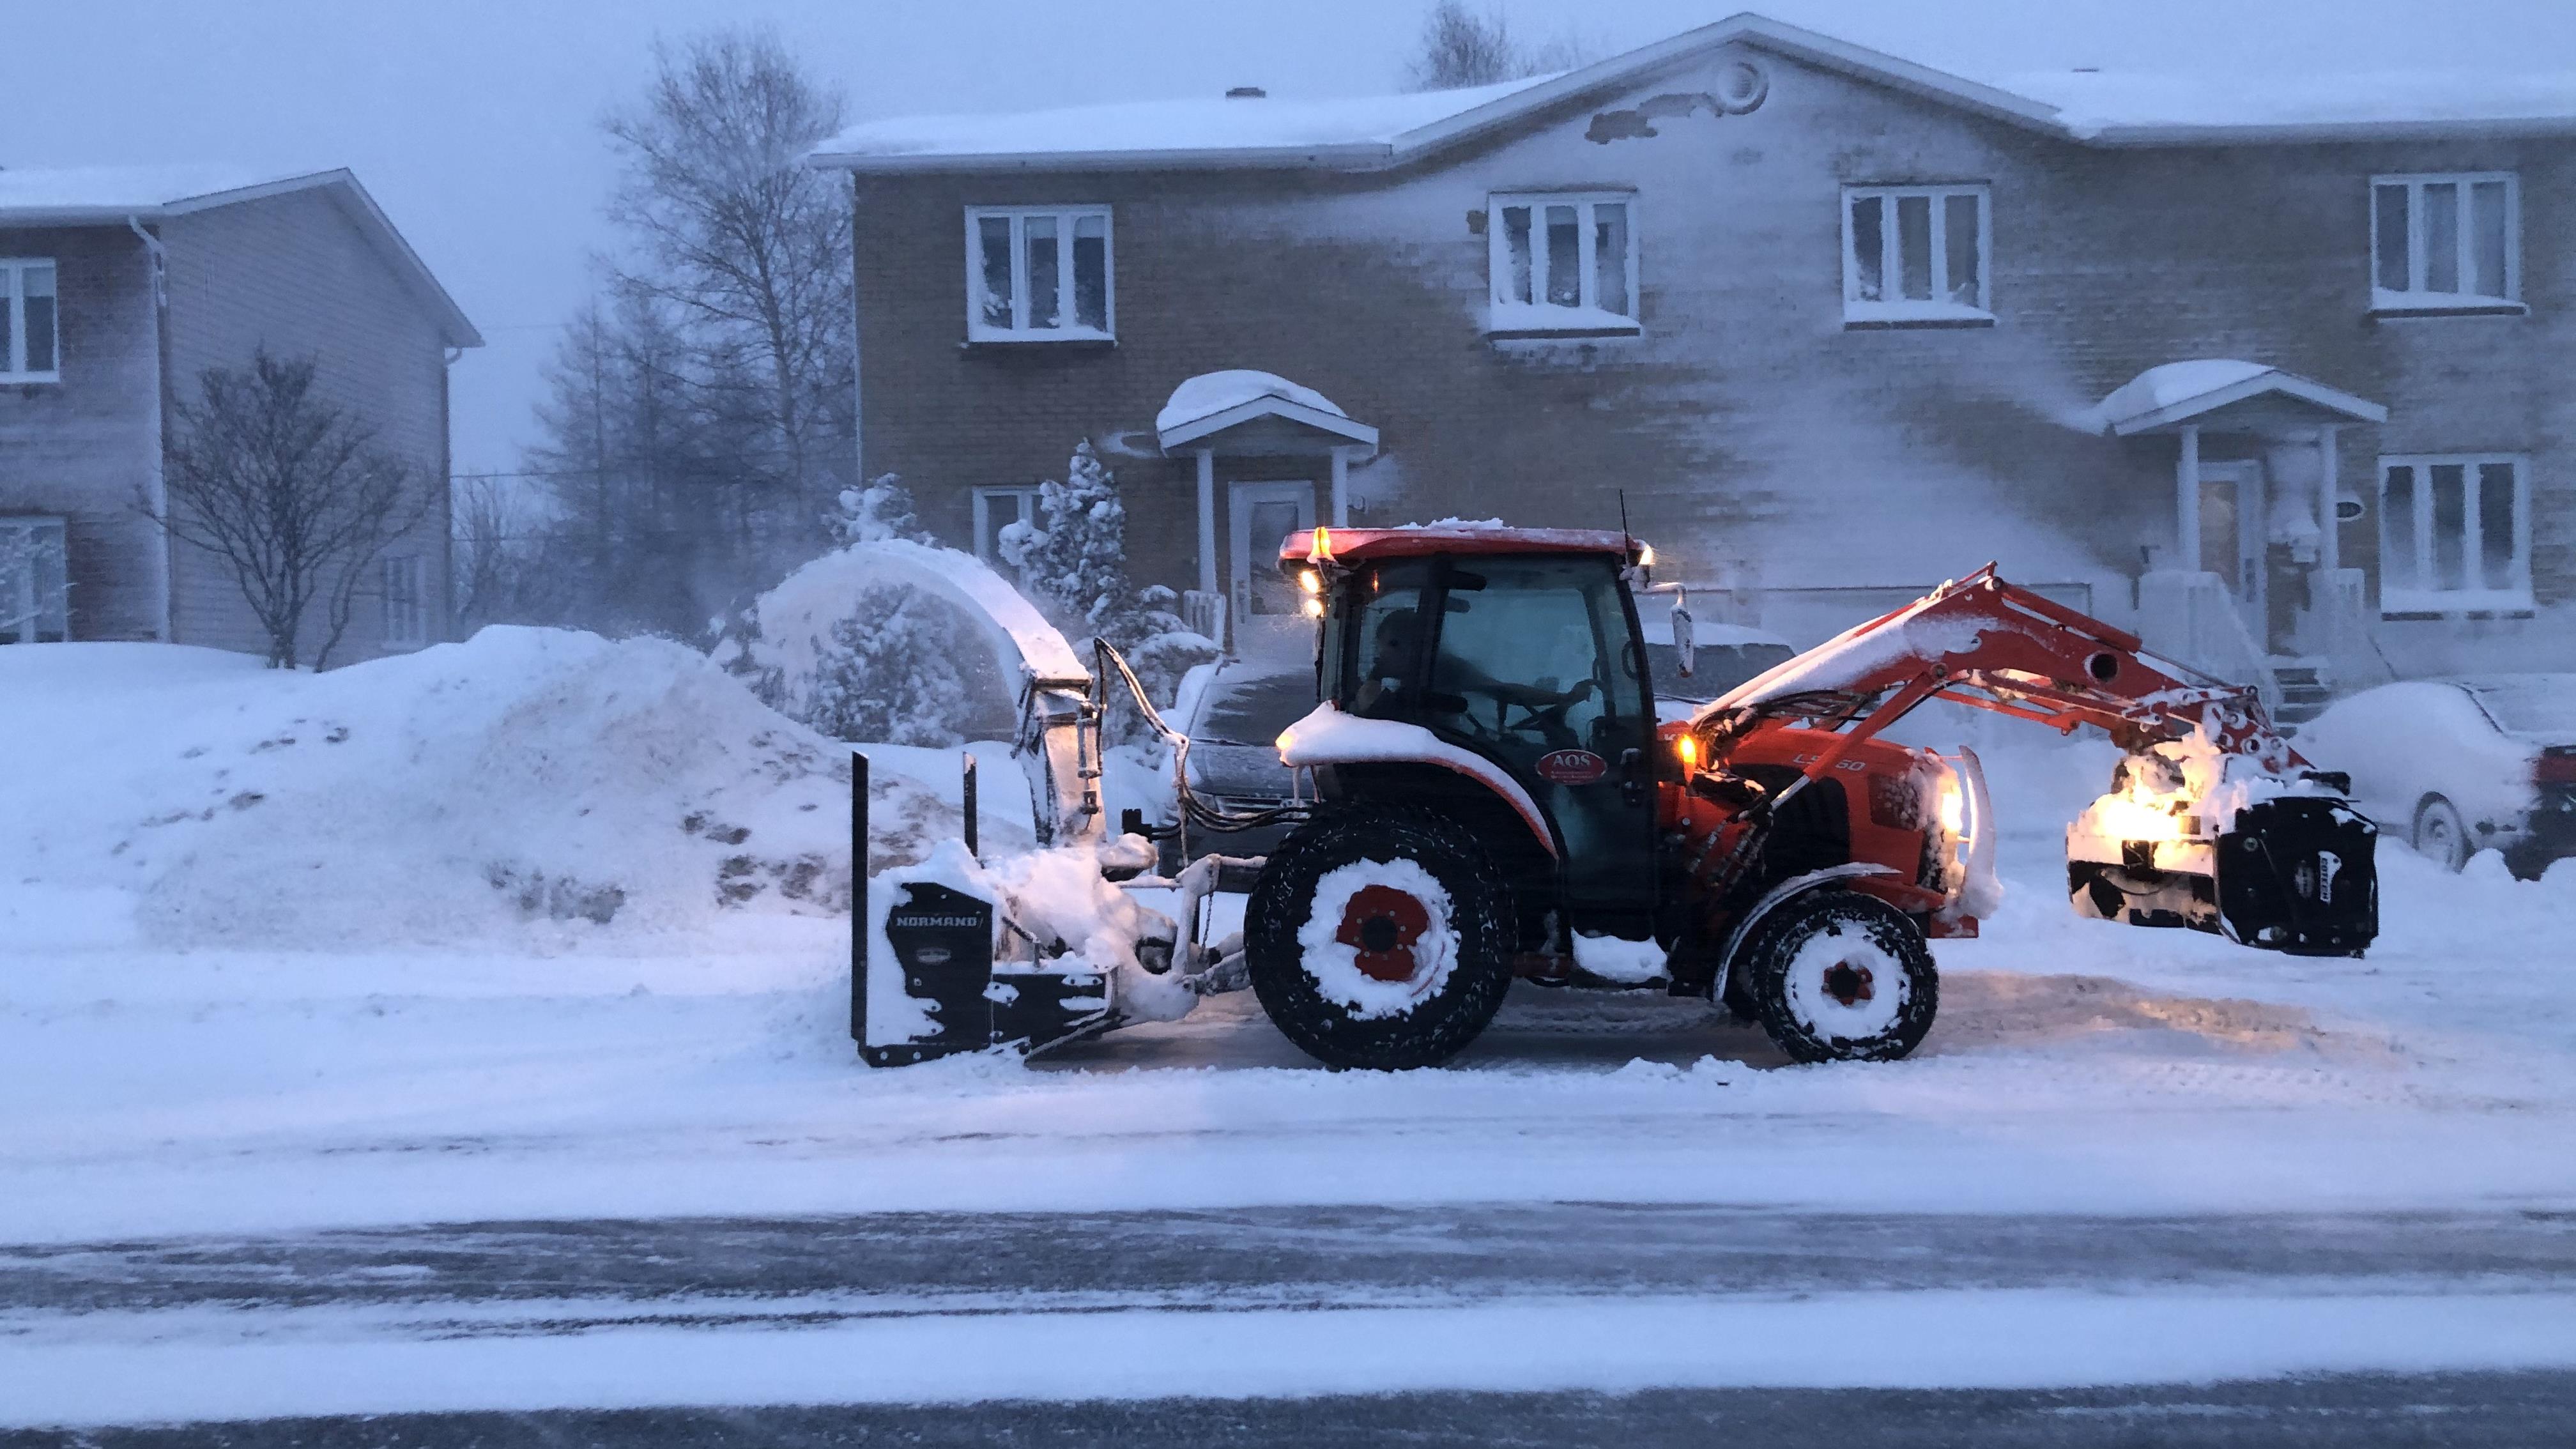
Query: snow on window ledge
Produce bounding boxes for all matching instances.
[2368,288,2526,319]
[1484,302,1641,340]
[1843,300,1995,329]
[962,326,1117,348]
[0,371,61,385]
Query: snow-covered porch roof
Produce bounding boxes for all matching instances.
[1155,370,1378,457]
[2090,360,2388,437]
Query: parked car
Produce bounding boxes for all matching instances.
[2298,675,2576,878]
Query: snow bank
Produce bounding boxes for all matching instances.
[0,632,964,948]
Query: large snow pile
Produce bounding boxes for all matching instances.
[0,632,966,949]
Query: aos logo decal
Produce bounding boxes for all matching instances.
[1535,749,1610,786]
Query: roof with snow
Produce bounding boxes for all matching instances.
[0,166,480,348]
[809,12,2576,174]
[2090,361,2388,436]
[1155,371,1376,455]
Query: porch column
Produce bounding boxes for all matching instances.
[2315,426,2340,574]
[1195,448,1218,595]
[1329,447,1350,527]
[2175,424,2203,572]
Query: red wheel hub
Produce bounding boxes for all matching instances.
[1337,884,1432,983]
[1820,958,1876,1007]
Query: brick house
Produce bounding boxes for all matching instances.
[816,13,2576,707]
[0,167,479,661]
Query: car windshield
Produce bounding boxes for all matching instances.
[2457,675,2576,739]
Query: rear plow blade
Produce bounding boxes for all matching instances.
[857,874,1117,1067]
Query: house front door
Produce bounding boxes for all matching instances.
[2197,461,2264,628]
[1229,480,1314,656]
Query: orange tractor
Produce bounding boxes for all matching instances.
[857,525,2377,1070]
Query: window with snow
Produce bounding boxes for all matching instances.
[973,486,1042,566]
[381,554,426,646]
[0,259,59,382]
[2372,173,2520,313]
[0,516,69,643]
[1841,185,1990,325]
[2378,454,2529,614]
[965,206,1112,341]
[1487,193,1640,337]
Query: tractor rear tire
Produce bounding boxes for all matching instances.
[1736,890,1938,1064]
[1246,805,1515,1070]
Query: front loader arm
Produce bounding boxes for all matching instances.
[1695,565,2297,777]
[1683,565,2373,957]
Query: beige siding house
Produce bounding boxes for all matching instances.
[0,167,479,663]
[818,13,2576,714]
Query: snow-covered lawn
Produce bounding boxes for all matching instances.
[6,640,2576,1246]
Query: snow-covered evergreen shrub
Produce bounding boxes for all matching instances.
[1003,441,1216,740]
[827,473,931,547]
[1000,441,1129,630]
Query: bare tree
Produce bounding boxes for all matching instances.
[1404,1,1588,91]
[450,473,567,629]
[142,349,428,670]
[600,27,854,551]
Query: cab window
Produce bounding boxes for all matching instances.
[1426,556,1644,755]
[1335,559,1434,721]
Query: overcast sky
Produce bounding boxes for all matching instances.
[17,0,2570,477]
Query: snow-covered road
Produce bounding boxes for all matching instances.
[7,1205,2576,1428]
[8,645,2576,1430]
[8,835,2573,1243]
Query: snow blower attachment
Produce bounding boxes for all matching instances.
[854,528,2377,1071]
[2067,742,2377,955]
[852,629,1286,1066]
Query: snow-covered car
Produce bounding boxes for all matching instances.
[2298,675,2576,878]
[1174,656,1317,857]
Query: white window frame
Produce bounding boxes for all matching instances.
[1840,184,1993,325]
[1485,191,1643,337]
[972,485,1044,565]
[0,516,69,643]
[0,258,61,383]
[380,553,427,647]
[2377,452,2532,615]
[963,205,1114,342]
[2370,172,2521,314]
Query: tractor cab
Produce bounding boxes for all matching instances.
[1280,526,1663,942]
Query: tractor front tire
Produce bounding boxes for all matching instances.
[1736,890,1938,1064]
[1246,806,1515,1070]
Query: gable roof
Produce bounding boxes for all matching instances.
[1155,370,1377,453]
[809,11,2576,174]
[2090,360,2388,436]
[0,166,481,349]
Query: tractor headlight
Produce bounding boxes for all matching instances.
[1301,595,1324,619]
[1298,568,1321,596]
